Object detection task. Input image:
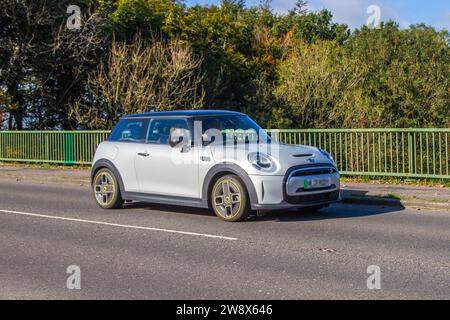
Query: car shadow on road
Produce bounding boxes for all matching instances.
[123,202,214,217]
[254,204,405,222]
[122,200,405,222]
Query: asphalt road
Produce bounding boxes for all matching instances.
[0,179,449,300]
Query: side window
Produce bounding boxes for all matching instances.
[147,118,190,145]
[109,119,149,143]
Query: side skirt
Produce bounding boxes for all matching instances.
[123,192,209,209]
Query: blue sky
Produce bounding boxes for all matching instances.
[186,0,450,31]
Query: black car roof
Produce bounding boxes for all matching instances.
[122,110,245,119]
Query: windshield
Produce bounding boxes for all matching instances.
[197,115,270,145]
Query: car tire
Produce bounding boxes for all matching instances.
[92,168,124,209]
[211,175,251,222]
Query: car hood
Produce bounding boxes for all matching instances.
[210,142,335,176]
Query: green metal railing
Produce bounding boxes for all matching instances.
[0,131,109,165]
[270,129,450,179]
[0,129,449,179]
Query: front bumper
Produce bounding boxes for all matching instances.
[249,164,341,210]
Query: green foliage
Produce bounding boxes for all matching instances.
[274,40,363,128]
[346,23,450,128]
[180,1,253,110]
[0,0,108,129]
[100,0,184,39]
[0,0,448,130]
[293,10,350,44]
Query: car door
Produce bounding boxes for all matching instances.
[106,118,149,192]
[134,117,199,199]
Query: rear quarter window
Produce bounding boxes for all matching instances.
[109,119,149,143]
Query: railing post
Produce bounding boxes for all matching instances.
[408,131,416,176]
[45,134,49,162]
[64,132,75,164]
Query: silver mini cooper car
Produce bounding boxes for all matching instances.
[91,110,340,222]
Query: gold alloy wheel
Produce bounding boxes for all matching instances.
[92,169,123,209]
[94,171,116,206]
[212,176,249,221]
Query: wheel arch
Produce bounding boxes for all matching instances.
[202,163,258,208]
[91,159,125,194]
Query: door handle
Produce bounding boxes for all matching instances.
[137,152,150,157]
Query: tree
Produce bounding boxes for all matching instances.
[293,10,350,44]
[0,0,52,129]
[274,40,364,128]
[1,0,448,130]
[70,36,205,129]
[99,0,185,40]
[180,0,254,111]
[0,91,10,129]
[346,23,450,127]
[0,0,109,129]
[291,0,308,15]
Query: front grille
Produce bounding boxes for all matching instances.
[285,190,340,205]
[283,164,340,204]
[291,167,337,177]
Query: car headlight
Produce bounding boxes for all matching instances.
[248,152,273,169]
[318,148,335,163]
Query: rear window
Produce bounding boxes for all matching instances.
[109,119,149,143]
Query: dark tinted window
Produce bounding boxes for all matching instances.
[109,119,149,142]
[147,118,190,145]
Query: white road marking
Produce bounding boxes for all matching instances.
[0,209,238,241]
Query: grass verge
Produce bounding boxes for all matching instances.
[342,176,450,188]
[0,161,90,170]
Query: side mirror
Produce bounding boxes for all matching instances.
[169,128,191,150]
